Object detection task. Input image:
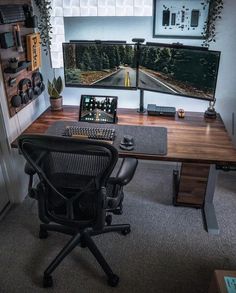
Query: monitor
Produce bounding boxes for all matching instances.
[79,94,118,124]
[63,42,137,90]
[138,43,221,101]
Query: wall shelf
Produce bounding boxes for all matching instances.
[4,61,31,74]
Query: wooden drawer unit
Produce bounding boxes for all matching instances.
[173,163,210,207]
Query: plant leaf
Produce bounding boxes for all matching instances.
[55,76,63,94]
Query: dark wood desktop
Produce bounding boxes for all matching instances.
[12,106,236,235]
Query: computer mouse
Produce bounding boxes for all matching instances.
[120,135,134,151]
[122,135,134,146]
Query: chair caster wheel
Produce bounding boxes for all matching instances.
[105,214,112,226]
[39,228,48,239]
[107,274,119,287]
[116,209,123,215]
[121,227,131,235]
[43,275,53,288]
[113,207,123,215]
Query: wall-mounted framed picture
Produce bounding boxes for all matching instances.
[153,0,210,39]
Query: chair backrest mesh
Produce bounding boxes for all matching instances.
[47,152,111,177]
[18,134,118,227]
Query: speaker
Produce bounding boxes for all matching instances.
[32,72,45,96]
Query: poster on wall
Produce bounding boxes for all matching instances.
[153,0,210,39]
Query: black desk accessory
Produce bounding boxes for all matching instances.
[119,135,134,151]
[204,101,217,119]
[79,94,118,124]
[147,104,176,117]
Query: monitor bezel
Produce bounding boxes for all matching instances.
[137,43,221,102]
[63,41,138,90]
[79,94,118,124]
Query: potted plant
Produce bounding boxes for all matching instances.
[48,76,63,111]
[8,57,19,69]
[202,0,224,46]
[34,0,52,55]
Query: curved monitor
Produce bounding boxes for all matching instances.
[138,43,221,101]
[63,42,137,90]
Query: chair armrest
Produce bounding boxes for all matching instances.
[24,162,36,176]
[108,158,138,186]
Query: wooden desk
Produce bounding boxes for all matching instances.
[12,106,236,234]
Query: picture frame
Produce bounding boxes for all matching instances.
[153,0,210,39]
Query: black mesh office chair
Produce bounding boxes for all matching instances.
[19,134,138,288]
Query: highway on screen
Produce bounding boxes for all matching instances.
[94,66,177,94]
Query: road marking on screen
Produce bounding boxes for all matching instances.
[140,69,178,93]
[125,71,131,87]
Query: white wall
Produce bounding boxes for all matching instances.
[209,0,236,143]
[61,16,210,112]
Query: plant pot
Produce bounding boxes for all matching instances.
[50,96,63,111]
[9,62,19,69]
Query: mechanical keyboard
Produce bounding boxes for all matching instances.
[63,126,116,143]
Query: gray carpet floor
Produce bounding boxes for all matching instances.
[0,161,236,293]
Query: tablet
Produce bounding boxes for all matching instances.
[79,95,118,124]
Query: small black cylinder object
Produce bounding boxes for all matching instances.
[204,108,217,119]
[14,24,23,52]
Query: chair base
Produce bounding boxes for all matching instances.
[39,222,130,288]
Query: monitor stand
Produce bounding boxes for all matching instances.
[137,89,146,113]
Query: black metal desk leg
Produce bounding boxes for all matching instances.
[203,164,219,235]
